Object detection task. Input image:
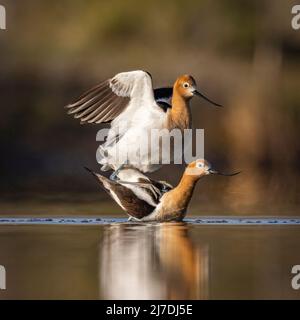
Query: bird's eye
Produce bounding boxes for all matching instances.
[183,82,189,88]
[197,162,204,168]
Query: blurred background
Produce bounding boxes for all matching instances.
[0,0,299,216]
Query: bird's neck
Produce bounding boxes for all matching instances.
[168,90,192,130]
[159,172,202,221]
[172,173,200,207]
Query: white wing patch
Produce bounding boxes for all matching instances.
[100,71,168,172]
[102,179,126,211]
[109,70,152,98]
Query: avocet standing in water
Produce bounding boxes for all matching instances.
[85,159,239,222]
[66,71,221,178]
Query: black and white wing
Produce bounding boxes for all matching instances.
[154,87,173,112]
[85,168,156,219]
[65,70,158,124]
[154,87,173,104]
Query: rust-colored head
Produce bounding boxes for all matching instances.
[174,75,197,99]
[185,159,241,177]
[173,75,222,107]
[185,159,211,177]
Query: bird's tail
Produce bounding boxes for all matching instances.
[84,167,112,189]
[84,166,98,178]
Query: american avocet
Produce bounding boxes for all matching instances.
[85,159,239,222]
[100,224,202,299]
[66,70,221,177]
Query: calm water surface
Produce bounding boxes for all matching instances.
[0,221,299,299]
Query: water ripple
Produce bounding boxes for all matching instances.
[0,217,299,225]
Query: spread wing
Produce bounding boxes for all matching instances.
[65,70,157,124]
[65,71,175,124]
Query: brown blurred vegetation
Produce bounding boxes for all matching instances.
[0,0,299,214]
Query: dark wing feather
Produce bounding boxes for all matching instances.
[156,101,171,112]
[149,179,173,193]
[85,168,155,219]
[154,87,173,102]
[113,184,156,219]
[118,176,173,204]
[65,80,130,124]
[137,178,173,196]
[154,87,173,112]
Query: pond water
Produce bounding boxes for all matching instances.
[0,219,299,299]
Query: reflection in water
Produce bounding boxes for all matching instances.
[0,224,299,299]
[99,223,208,299]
